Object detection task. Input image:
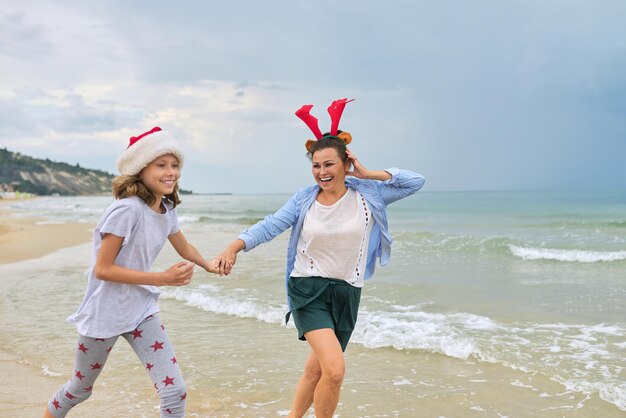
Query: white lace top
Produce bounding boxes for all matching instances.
[290,188,373,287]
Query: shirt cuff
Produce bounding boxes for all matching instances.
[383,167,400,184]
[237,232,255,252]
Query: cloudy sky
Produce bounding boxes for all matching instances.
[1,0,625,193]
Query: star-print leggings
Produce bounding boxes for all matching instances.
[46,314,186,417]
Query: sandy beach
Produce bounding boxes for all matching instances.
[0,202,95,416]
[0,208,93,265]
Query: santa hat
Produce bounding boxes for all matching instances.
[116,127,185,176]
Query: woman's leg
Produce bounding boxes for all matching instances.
[288,351,322,417]
[291,328,345,418]
[43,335,118,417]
[124,315,187,418]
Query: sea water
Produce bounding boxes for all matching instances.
[0,191,624,417]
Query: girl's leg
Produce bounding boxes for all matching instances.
[288,351,322,418]
[44,335,118,418]
[291,328,345,418]
[124,314,186,418]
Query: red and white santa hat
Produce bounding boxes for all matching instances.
[116,127,185,176]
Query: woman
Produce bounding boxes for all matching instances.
[214,99,425,417]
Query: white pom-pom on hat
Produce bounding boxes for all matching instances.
[116,127,185,176]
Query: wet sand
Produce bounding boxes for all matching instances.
[0,205,94,417]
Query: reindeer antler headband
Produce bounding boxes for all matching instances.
[295,98,354,151]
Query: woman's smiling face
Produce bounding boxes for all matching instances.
[311,147,349,193]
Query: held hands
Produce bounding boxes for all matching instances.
[213,249,237,276]
[213,240,244,276]
[159,261,195,286]
[199,258,221,274]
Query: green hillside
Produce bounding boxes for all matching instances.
[0,148,114,195]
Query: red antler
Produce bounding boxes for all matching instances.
[327,98,354,135]
[295,105,323,139]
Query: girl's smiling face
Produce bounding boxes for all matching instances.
[140,154,180,199]
[311,147,349,193]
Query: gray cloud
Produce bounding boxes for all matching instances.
[48,95,143,133]
[0,0,625,193]
[0,11,54,59]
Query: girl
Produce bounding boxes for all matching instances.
[44,127,217,418]
[214,99,425,417]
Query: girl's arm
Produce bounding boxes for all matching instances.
[94,234,195,286]
[168,230,219,274]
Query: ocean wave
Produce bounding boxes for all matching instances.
[393,231,514,254]
[161,287,623,360]
[352,309,496,359]
[195,216,263,225]
[355,312,626,410]
[518,218,626,229]
[176,215,201,223]
[177,215,263,225]
[509,245,626,262]
[395,230,625,255]
[160,287,287,324]
[161,286,626,411]
[160,287,496,358]
[161,287,498,360]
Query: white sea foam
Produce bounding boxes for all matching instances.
[563,379,626,411]
[42,365,61,377]
[160,285,626,411]
[509,245,626,262]
[392,379,413,386]
[390,302,434,311]
[177,215,200,223]
[351,309,493,359]
[160,286,495,359]
[160,287,287,325]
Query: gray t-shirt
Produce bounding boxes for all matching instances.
[67,196,180,338]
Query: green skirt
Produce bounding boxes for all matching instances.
[286,276,362,352]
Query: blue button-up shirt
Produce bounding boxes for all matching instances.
[238,168,425,301]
